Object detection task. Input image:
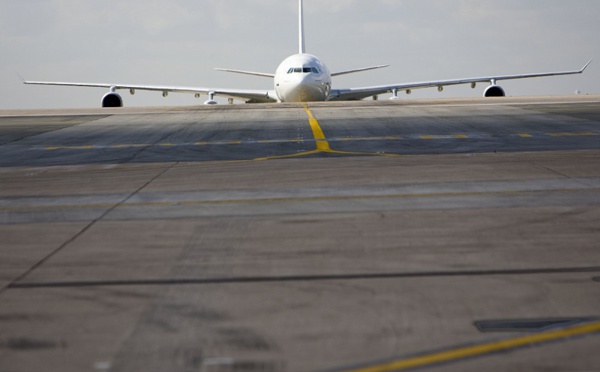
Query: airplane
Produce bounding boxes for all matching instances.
[24,0,591,107]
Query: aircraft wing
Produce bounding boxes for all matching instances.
[331,65,389,77]
[23,80,277,103]
[214,68,275,78]
[329,60,592,101]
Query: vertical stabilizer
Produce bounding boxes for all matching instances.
[299,0,305,54]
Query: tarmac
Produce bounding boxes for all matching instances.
[1,96,599,371]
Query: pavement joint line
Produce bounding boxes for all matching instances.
[1,187,599,211]
[337,320,600,372]
[9,266,600,289]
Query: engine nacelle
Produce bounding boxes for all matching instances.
[483,85,506,97]
[102,92,123,107]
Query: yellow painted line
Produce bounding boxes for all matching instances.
[259,139,305,144]
[339,136,403,142]
[34,131,600,152]
[253,149,321,161]
[48,145,94,150]
[299,104,401,157]
[328,149,400,157]
[547,132,598,137]
[110,144,147,149]
[302,104,331,151]
[421,135,468,140]
[343,321,600,372]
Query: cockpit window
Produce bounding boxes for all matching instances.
[288,67,319,74]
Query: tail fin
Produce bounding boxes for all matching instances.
[299,0,305,54]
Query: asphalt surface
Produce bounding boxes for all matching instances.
[1,96,599,167]
[1,96,599,372]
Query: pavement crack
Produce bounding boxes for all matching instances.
[0,115,110,146]
[0,162,178,294]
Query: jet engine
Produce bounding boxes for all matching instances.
[483,85,506,97]
[102,92,123,107]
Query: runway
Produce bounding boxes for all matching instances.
[1,96,600,371]
[1,96,600,167]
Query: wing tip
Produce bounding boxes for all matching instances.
[581,59,593,72]
[14,71,26,83]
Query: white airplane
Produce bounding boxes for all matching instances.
[24,0,591,107]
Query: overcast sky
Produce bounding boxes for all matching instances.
[1,0,598,109]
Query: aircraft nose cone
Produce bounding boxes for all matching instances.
[283,74,325,102]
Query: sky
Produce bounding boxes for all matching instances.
[0,0,598,109]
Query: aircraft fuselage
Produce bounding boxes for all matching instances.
[274,54,332,102]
